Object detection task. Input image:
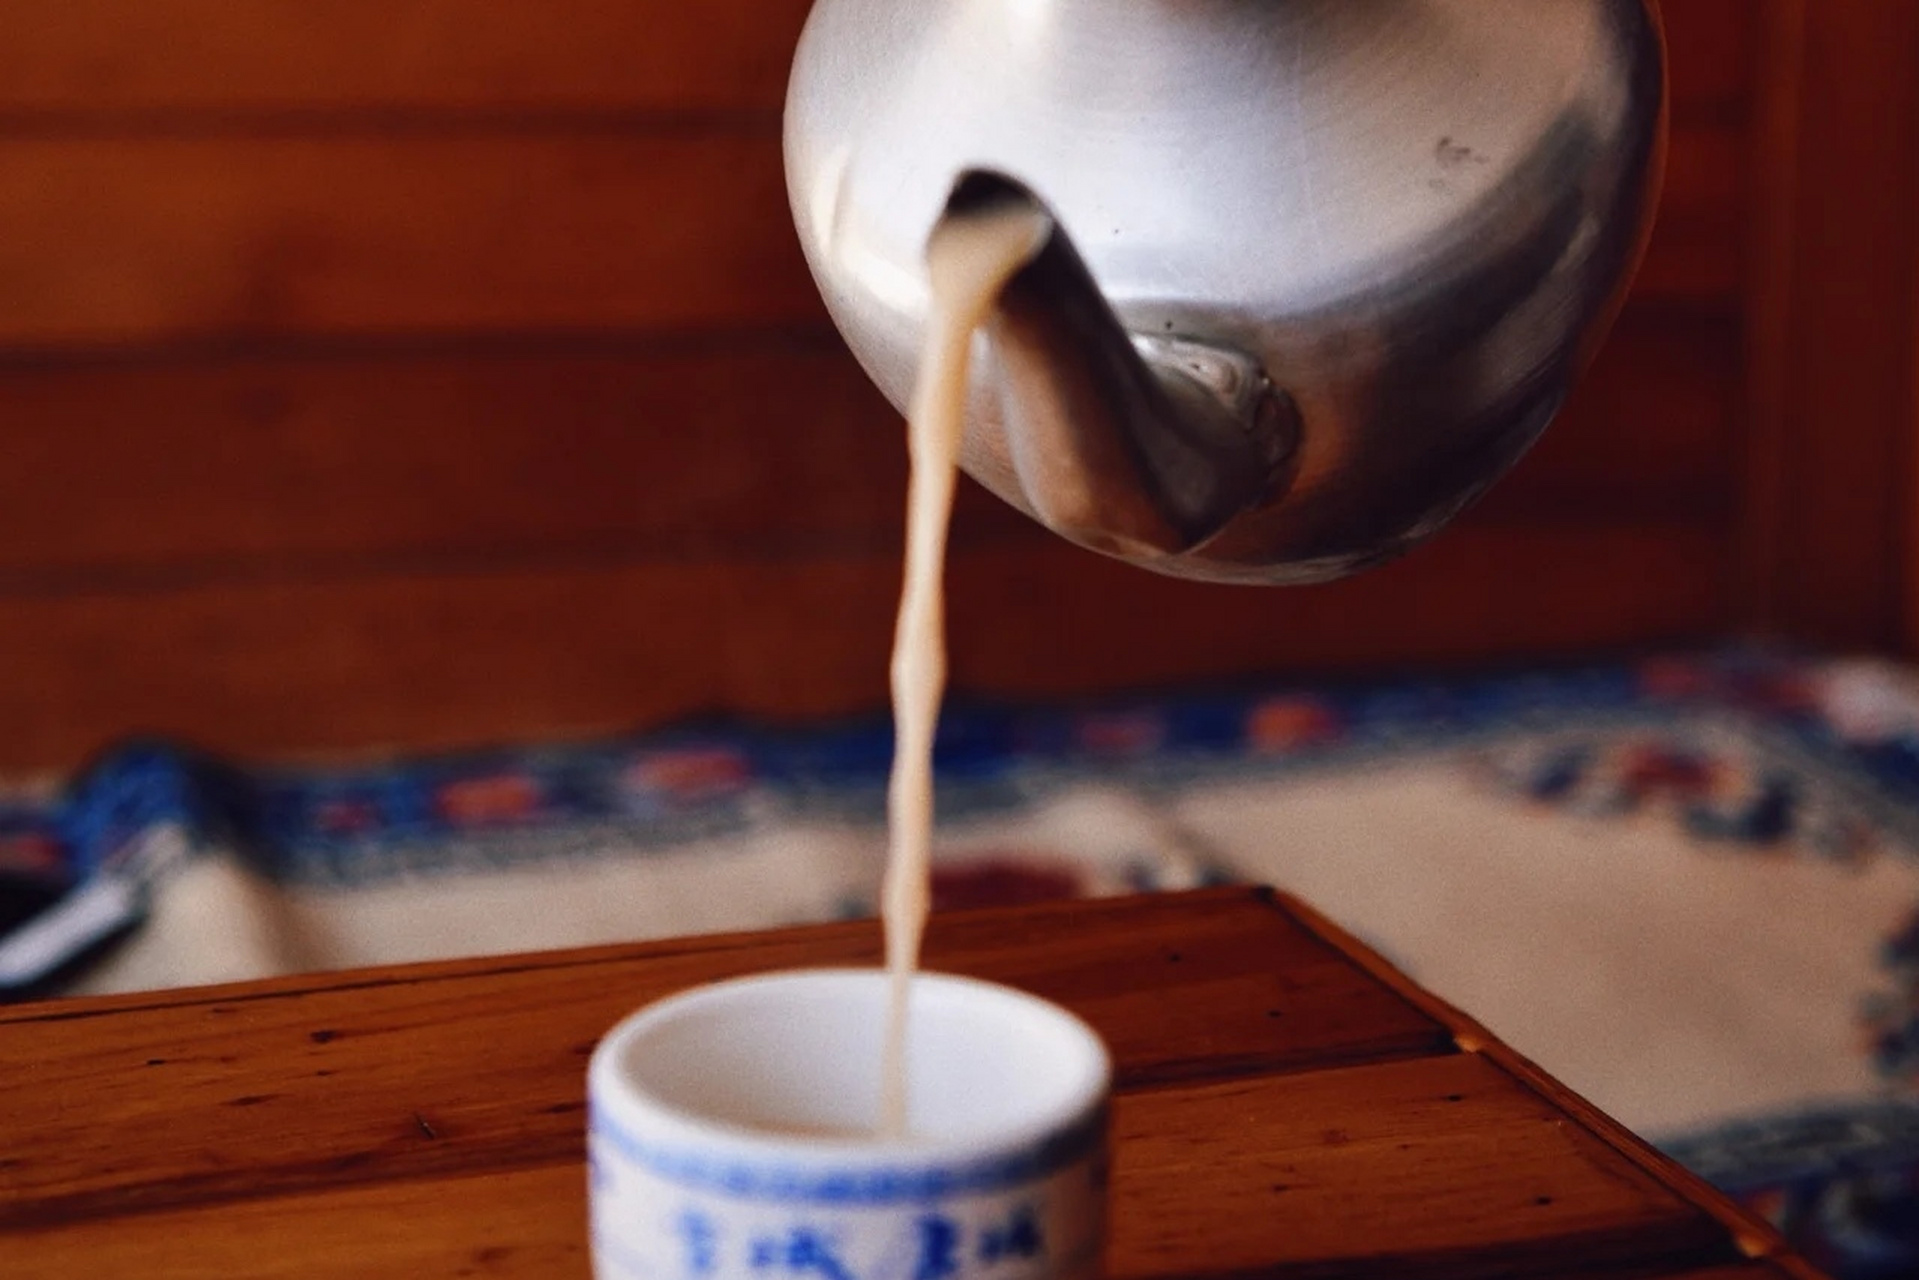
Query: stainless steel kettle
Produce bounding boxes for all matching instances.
[784,0,1667,584]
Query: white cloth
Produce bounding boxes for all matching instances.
[66,785,1212,991]
[54,750,1919,1148]
[1170,759,1918,1137]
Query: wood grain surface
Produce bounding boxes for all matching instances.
[0,125,1730,349]
[0,135,823,349]
[0,1,815,118]
[0,307,1733,582]
[0,0,1747,120]
[0,1065,1742,1280]
[0,889,1815,1279]
[0,521,1729,770]
[1741,0,1919,649]
[0,892,1447,1228]
[0,0,1899,770]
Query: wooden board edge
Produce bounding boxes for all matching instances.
[1260,886,1800,1268]
[0,887,1268,1025]
[0,910,889,1024]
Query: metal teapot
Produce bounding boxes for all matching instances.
[783,0,1666,583]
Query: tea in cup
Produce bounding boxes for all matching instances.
[587,969,1110,1280]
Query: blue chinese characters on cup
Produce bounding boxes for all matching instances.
[587,970,1111,1280]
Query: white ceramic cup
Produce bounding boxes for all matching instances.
[587,969,1111,1280]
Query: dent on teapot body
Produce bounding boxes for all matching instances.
[784,0,1667,584]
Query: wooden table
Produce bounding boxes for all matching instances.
[0,887,1821,1278]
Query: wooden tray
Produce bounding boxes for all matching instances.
[0,887,1822,1278]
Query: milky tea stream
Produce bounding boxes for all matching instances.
[879,201,1053,1138]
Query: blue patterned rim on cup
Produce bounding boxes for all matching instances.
[586,969,1112,1280]
[589,1103,1106,1205]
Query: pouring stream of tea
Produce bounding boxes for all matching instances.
[881,200,1053,1138]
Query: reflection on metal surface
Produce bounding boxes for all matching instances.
[785,0,1667,583]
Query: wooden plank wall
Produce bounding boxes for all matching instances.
[0,1,1884,769]
[1745,0,1919,651]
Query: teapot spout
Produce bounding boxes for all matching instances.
[943,170,1297,560]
